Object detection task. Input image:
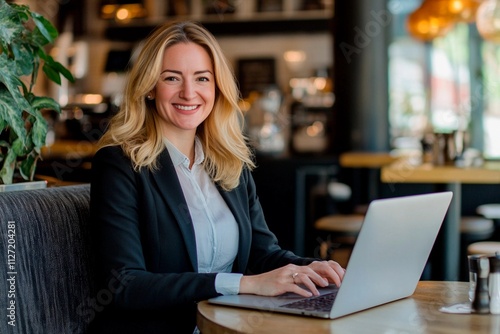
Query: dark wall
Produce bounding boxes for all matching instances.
[332,0,390,153]
[252,155,339,257]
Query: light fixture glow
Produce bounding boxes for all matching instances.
[476,0,500,43]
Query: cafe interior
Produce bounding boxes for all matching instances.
[3,0,500,332]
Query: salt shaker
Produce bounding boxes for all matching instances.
[489,253,500,314]
[471,256,490,314]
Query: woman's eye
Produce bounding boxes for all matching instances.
[163,76,178,81]
[198,77,210,82]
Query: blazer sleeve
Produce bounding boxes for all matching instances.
[90,146,220,311]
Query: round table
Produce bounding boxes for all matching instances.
[197,281,500,333]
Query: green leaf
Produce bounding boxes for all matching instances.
[10,43,34,77]
[0,146,17,184]
[19,151,37,181]
[0,88,28,146]
[30,112,48,148]
[31,12,58,43]
[0,0,72,184]
[0,61,34,121]
[11,137,26,156]
[9,3,31,21]
[51,60,75,82]
[42,62,61,85]
[0,16,20,46]
[38,50,75,83]
[31,96,61,113]
[30,27,50,47]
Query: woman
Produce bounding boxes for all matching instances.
[90,21,344,333]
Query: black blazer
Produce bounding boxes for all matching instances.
[89,145,313,334]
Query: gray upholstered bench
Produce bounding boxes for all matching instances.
[0,184,94,334]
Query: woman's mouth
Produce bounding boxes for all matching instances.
[174,104,198,111]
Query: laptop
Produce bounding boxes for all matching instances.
[208,191,453,319]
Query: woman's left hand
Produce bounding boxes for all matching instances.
[238,260,344,297]
[281,260,345,296]
[305,260,345,288]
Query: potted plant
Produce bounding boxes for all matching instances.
[0,0,74,189]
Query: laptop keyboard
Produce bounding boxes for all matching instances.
[280,290,338,312]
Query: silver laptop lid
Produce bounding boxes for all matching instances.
[330,191,452,318]
[207,192,452,319]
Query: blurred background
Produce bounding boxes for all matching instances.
[13,0,500,275]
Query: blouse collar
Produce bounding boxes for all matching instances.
[163,136,205,168]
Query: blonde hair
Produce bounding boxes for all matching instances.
[99,21,255,190]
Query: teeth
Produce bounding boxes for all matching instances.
[175,104,197,111]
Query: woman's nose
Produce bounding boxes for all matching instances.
[179,81,195,100]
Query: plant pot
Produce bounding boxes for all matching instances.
[0,180,48,192]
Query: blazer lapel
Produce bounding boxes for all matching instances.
[151,149,198,271]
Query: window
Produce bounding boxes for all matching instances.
[388,0,499,160]
[482,42,500,158]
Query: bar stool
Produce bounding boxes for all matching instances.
[477,204,500,221]
[313,181,364,267]
[468,241,500,256]
[461,216,495,241]
[460,216,495,280]
[477,203,500,240]
[314,213,364,267]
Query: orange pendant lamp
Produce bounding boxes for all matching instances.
[407,0,456,41]
[407,0,483,41]
[436,0,482,23]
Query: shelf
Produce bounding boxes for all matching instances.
[104,15,333,41]
[105,19,333,42]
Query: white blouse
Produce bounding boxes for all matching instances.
[164,137,243,295]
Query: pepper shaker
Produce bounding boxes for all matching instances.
[471,256,490,314]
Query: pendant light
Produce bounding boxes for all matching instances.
[407,1,456,41]
[451,0,481,23]
[430,0,481,23]
[476,0,500,43]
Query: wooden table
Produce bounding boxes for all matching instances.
[381,160,500,281]
[339,151,397,168]
[41,139,98,160]
[197,281,499,333]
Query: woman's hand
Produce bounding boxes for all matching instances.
[239,260,345,298]
[306,260,345,287]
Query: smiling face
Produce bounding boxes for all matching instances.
[153,42,216,142]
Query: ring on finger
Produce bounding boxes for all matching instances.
[292,272,299,283]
